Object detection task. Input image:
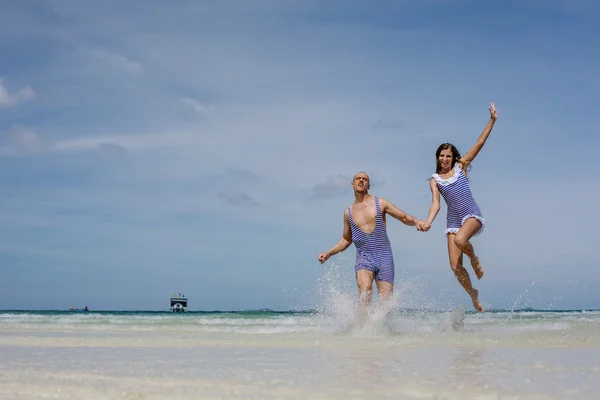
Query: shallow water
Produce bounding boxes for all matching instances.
[1,309,599,399]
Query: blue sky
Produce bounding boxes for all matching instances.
[1,0,598,311]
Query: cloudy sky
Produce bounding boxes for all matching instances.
[1,0,598,311]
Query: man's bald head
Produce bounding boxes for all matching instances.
[353,171,369,181]
[351,171,370,192]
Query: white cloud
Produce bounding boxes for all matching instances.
[94,143,128,158]
[51,131,189,152]
[307,174,352,200]
[217,190,260,207]
[79,47,140,72]
[0,78,35,107]
[180,97,215,115]
[0,125,44,155]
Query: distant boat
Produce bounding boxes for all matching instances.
[170,294,188,312]
[68,306,89,312]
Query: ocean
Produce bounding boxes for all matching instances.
[1,307,599,399]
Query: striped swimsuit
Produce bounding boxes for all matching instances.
[348,197,395,283]
[433,164,485,236]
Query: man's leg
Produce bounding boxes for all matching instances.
[375,280,393,303]
[356,269,374,322]
[447,234,484,312]
[375,280,395,326]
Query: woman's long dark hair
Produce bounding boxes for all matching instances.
[435,143,471,174]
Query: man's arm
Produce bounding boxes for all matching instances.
[379,197,422,227]
[318,210,352,263]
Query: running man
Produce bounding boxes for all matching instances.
[318,172,426,321]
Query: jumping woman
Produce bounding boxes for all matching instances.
[422,102,498,312]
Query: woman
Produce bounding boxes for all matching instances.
[421,102,498,312]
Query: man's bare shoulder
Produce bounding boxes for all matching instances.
[376,196,389,206]
[343,205,352,216]
[377,197,400,212]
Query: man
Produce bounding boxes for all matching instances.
[318,172,426,320]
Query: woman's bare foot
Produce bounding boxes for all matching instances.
[470,256,484,280]
[471,289,484,312]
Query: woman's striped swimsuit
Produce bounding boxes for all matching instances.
[348,197,395,283]
[433,164,485,236]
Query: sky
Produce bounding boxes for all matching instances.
[1,0,598,311]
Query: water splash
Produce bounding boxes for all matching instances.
[442,304,466,332]
[313,260,433,336]
[314,259,357,331]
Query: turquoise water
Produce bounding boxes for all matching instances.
[2,308,599,339]
[2,308,600,399]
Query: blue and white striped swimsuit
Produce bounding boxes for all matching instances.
[433,164,485,236]
[348,197,395,283]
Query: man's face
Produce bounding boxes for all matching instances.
[352,173,370,193]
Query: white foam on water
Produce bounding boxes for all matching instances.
[311,260,442,337]
[442,304,466,332]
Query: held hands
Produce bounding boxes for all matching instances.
[416,220,431,232]
[489,101,498,121]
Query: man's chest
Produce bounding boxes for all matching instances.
[351,204,377,225]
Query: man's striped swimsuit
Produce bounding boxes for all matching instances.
[348,197,395,283]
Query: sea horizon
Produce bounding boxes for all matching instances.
[2,307,599,313]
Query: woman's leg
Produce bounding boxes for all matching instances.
[454,218,484,279]
[447,233,484,312]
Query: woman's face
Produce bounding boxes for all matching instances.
[438,148,454,171]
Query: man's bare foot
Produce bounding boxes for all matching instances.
[470,256,484,280]
[471,289,484,312]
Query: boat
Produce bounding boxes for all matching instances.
[170,294,188,312]
[68,306,89,312]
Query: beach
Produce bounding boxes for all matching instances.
[1,309,599,399]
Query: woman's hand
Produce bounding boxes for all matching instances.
[489,101,498,121]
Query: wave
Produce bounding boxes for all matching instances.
[1,308,599,339]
